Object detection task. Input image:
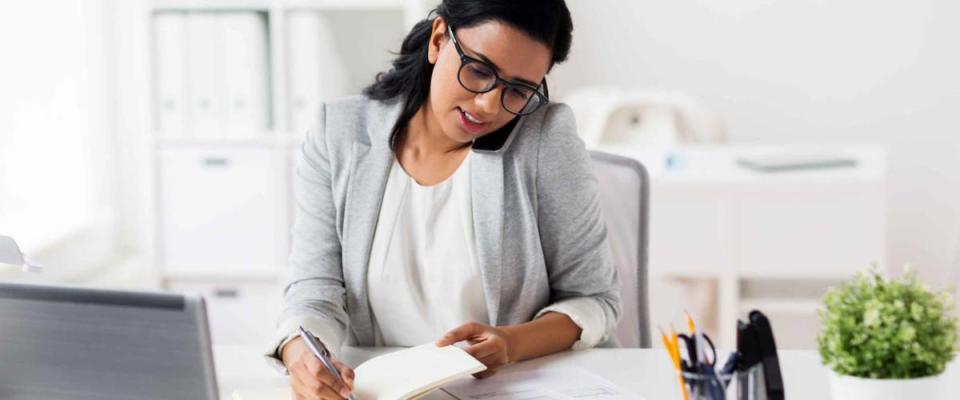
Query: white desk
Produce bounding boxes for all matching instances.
[215,346,958,400]
[595,144,886,348]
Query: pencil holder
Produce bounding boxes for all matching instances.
[681,370,734,400]
[680,362,767,400]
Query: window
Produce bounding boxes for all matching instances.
[0,1,113,261]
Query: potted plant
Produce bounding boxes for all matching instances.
[818,266,958,399]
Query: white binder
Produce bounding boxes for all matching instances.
[221,12,270,138]
[186,12,225,138]
[286,11,345,136]
[152,12,188,138]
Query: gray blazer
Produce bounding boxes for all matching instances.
[269,95,621,359]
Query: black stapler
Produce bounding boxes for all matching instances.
[736,310,785,400]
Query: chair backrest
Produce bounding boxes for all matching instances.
[589,150,651,348]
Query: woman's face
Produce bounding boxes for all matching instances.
[426,18,552,145]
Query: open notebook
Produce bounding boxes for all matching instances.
[233,343,486,400]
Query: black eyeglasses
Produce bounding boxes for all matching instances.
[447,25,549,116]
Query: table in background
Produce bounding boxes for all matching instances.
[597,144,886,348]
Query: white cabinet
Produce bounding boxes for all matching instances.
[166,280,284,346]
[158,145,280,277]
[738,188,885,277]
[649,196,730,276]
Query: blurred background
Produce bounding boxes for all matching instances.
[1,0,959,351]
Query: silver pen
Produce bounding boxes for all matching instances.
[298,326,356,400]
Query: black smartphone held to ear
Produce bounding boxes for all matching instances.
[471,116,523,153]
[471,79,548,154]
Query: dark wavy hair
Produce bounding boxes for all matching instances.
[362,0,574,149]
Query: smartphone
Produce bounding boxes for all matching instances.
[471,116,524,153]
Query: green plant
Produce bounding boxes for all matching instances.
[817,266,958,379]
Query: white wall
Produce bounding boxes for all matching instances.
[552,0,960,285]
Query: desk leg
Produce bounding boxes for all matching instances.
[718,275,739,349]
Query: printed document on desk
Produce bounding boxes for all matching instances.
[441,367,645,400]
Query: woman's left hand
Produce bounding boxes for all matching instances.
[436,322,515,379]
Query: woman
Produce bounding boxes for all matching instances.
[266,1,622,399]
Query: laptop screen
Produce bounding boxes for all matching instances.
[0,283,218,400]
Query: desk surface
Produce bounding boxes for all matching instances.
[216,346,959,399]
[595,144,885,184]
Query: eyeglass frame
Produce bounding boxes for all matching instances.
[446,24,550,116]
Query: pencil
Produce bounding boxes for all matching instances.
[664,326,689,400]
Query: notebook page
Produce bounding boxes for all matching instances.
[354,343,486,400]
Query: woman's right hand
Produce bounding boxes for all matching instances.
[281,337,355,400]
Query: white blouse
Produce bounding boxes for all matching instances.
[366,152,607,349]
[366,153,488,346]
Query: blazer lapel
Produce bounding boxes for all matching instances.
[342,101,398,345]
[471,151,505,326]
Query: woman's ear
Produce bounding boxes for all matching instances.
[427,17,447,65]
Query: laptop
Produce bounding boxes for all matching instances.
[0,282,219,400]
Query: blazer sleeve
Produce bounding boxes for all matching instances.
[533,103,623,349]
[263,103,350,369]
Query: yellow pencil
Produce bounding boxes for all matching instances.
[685,310,697,334]
[665,326,689,400]
[659,327,679,365]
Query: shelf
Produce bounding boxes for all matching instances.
[155,135,280,147]
[282,0,405,11]
[153,0,405,12]
[153,0,274,12]
[147,0,421,284]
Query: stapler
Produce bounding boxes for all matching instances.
[736,310,784,400]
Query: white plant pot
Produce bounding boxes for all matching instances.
[828,371,943,400]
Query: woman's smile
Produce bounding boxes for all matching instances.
[457,107,489,135]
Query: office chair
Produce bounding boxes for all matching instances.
[589,150,651,348]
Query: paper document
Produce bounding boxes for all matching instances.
[441,367,645,400]
[232,343,485,400]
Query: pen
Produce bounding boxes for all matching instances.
[686,311,711,373]
[685,311,706,366]
[682,314,702,399]
[298,326,356,400]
